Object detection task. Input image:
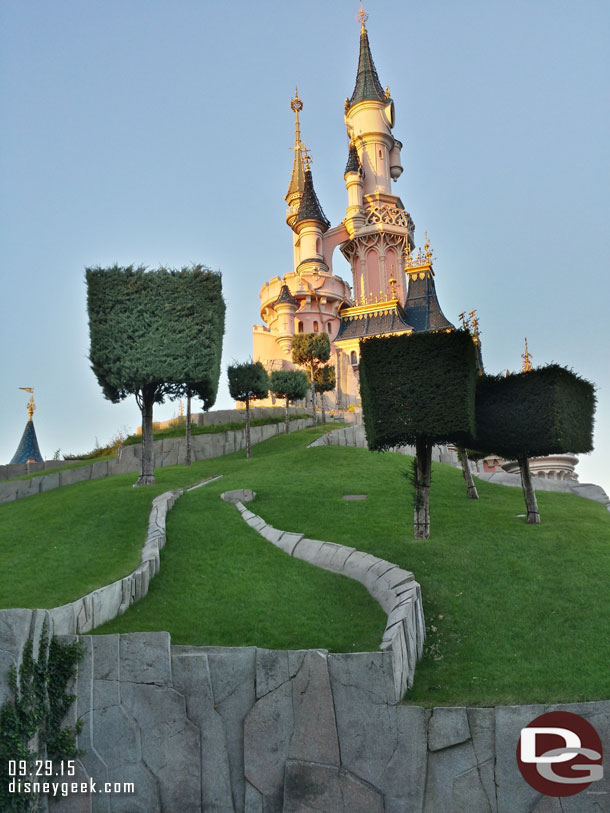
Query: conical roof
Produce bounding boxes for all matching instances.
[274,284,299,307]
[348,25,386,108]
[295,169,330,232]
[10,420,43,464]
[344,143,362,176]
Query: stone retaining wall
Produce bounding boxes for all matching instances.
[5,630,607,812]
[222,490,424,701]
[0,417,313,505]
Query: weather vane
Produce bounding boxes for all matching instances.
[19,387,36,421]
[358,4,368,30]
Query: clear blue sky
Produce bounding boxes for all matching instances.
[2,1,609,494]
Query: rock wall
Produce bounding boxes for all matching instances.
[9,631,605,812]
[0,418,313,505]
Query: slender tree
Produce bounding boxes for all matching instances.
[291,333,331,426]
[87,265,225,485]
[227,361,269,458]
[457,445,479,499]
[311,364,336,425]
[269,369,308,433]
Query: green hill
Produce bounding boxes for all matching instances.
[2,427,609,706]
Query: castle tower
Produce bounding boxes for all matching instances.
[10,388,43,464]
[340,9,412,305]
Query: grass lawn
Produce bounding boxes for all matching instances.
[2,426,609,705]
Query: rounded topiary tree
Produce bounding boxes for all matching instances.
[269,369,308,433]
[291,333,331,426]
[474,365,595,523]
[227,361,269,458]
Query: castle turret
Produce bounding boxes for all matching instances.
[293,165,330,278]
[273,283,299,354]
[340,10,413,306]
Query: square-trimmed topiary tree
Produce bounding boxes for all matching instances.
[474,365,595,523]
[87,264,225,485]
[359,329,477,538]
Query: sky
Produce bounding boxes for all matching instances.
[2,0,609,494]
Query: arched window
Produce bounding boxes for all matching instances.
[327,321,332,334]
[313,321,319,333]
[297,321,304,333]
[350,350,358,366]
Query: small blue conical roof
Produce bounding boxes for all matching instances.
[10,420,43,464]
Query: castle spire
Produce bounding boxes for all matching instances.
[285,90,306,203]
[348,9,386,108]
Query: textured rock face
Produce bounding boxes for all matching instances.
[1,630,609,811]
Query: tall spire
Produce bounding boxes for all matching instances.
[348,8,386,108]
[285,89,306,203]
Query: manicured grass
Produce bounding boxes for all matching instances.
[2,426,609,704]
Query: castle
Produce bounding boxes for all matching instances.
[252,10,453,408]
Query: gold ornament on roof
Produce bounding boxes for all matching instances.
[384,86,391,100]
[521,338,533,372]
[405,232,434,270]
[358,4,369,31]
[302,145,312,171]
[19,387,36,421]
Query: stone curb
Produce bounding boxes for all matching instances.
[0,477,222,649]
[221,489,424,701]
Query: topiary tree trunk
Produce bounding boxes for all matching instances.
[245,397,252,459]
[136,385,157,486]
[458,445,479,499]
[518,455,540,524]
[185,392,192,466]
[414,439,432,539]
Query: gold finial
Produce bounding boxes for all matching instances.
[389,277,397,299]
[459,311,469,329]
[521,338,533,372]
[344,97,350,112]
[302,144,312,171]
[290,89,303,146]
[384,86,391,100]
[19,387,36,421]
[424,231,433,263]
[357,4,368,32]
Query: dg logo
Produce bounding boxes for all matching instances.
[517,710,604,797]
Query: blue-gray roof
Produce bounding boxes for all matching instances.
[349,27,386,108]
[10,420,43,464]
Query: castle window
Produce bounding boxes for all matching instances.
[313,321,319,332]
[297,321,304,333]
[327,321,332,334]
[350,350,358,366]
